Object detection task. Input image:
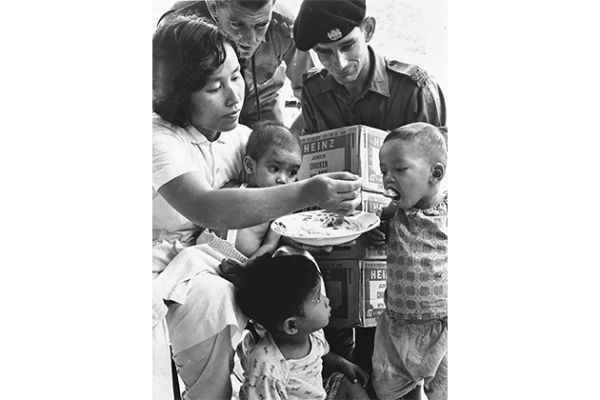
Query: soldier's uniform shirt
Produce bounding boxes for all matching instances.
[160,1,314,127]
[301,46,446,134]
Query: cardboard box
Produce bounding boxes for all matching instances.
[320,259,387,328]
[298,125,388,193]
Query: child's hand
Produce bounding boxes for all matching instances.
[220,258,245,274]
[219,258,247,286]
[339,360,370,388]
[366,220,390,247]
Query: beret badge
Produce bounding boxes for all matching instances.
[327,28,342,41]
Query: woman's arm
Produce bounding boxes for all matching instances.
[158,171,362,230]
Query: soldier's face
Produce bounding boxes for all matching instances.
[313,27,370,86]
[211,1,274,59]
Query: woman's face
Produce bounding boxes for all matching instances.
[188,43,245,140]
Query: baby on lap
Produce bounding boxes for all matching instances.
[219,121,303,275]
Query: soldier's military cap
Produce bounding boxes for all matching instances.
[293,0,366,51]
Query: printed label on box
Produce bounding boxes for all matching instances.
[301,136,348,177]
[320,259,387,328]
[298,125,389,193]
[361,263,387,325]
[365,133,384,189]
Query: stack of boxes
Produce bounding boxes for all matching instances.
[297,125,391,328]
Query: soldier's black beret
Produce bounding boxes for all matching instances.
[293,0,366,51]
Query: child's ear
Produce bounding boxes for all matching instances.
[282,317,299,335]
[430,163,445,184]
[243,155,255,175]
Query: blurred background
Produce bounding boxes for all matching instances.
[151,0,448,126]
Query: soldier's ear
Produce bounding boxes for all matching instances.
[362,17,376,42]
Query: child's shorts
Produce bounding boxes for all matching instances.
[372,310,448,400]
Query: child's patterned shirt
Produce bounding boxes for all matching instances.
[385,192,448,320]
[239,330,329,400]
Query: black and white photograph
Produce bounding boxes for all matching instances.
[151,1,446,399]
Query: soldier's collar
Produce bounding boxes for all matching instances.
[368,47,390,97]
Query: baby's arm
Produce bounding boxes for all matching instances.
[220,223,281,286]
[246,223,281,263]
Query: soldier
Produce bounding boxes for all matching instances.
[293,0,446,134]
[158,1,315,128]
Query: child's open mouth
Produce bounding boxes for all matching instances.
[383,188,401,201]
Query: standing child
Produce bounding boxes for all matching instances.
[367,122,448,400]
[235,254,371,400]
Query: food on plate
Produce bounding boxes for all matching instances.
[272,211,361,237]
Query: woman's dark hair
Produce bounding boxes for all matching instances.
[236,254,322,333]
[152,15,242,128]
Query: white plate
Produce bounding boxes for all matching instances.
[271,210,381,247]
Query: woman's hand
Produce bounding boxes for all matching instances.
[306,172,363,215]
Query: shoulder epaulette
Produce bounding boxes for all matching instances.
[386,59,430,88]
[302,67,326,84]
[269,11,294,39]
